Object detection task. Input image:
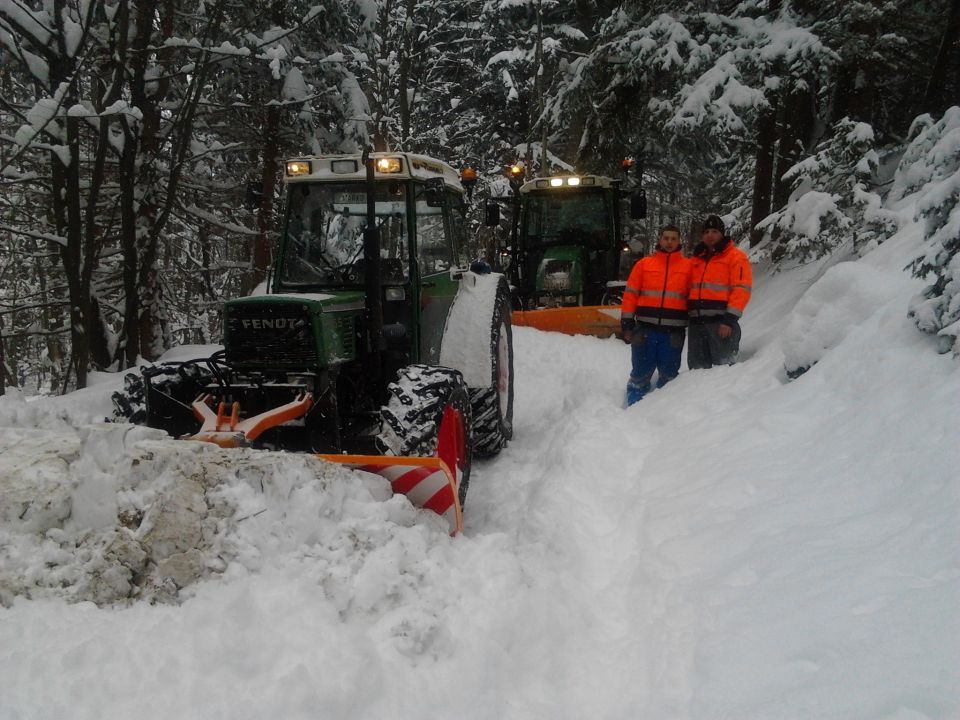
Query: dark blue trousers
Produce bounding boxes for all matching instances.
[626,327,685,405]
[687,321,741,369]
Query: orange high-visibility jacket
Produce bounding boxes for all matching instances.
[621,249,692,329]
[688,239,752,323]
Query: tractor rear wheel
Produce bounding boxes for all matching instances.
[470,281,514,457]
[378,365,473,507]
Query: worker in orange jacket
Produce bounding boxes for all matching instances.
[687,215,752,368]
[620,224,692,405]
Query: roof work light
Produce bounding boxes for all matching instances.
[285,160,312,176]
[376,157,402,173]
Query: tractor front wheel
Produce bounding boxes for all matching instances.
[377,365,473,507]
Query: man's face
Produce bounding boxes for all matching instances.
[658,230,681,252]
[701,228,723,248]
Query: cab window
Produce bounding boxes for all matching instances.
[415,185,451,275]
[448,198,470,267]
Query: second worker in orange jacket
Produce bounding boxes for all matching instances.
[687,214,752,368]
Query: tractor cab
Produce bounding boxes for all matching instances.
[514,175,621,309]
[491,171,643,337]
[269,153,471,373]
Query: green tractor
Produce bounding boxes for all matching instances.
[115,152,514,534]
[487,164,645,337]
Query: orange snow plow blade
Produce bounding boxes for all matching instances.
[182,393,463,534]
[316,454,462,535]
[512,305,622,338]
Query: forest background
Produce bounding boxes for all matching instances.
[1,0,958,394]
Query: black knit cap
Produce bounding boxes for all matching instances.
[702,215,725,234]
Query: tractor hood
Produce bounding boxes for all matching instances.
[535,245,584,295]
[223,291,365,369]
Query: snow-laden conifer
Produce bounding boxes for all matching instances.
[757,118,897,262]
[902,107,960,355]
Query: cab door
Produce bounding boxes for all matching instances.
[415,183,461,363]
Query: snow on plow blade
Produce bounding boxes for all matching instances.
[511,305,622,338]
[316,454,462,534]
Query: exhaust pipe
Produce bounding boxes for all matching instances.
[362,147,384,396]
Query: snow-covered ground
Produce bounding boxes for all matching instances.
[1,226,958,720]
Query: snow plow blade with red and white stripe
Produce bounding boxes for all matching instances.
[316,454,462,534]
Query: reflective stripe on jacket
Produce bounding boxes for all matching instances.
[688,239,752,323]
[621,249,692,329]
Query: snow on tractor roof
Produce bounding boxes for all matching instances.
[519,175,617,193]
[283,152,464,193]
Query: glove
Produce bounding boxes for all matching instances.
[620,317,635,344]
[717,314,739,339]
[721,313,740,328]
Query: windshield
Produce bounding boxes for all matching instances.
[279,182,416,286]
[522,190,611,247]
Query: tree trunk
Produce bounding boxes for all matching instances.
[84,54,120,371]
[0,312,6,395]
[398,0,416,147]
[118,0,154,368]
[48,1,90,390]
[52,117,90,390]
[135,0,177,362]
[245,102,282,294]
[27,235,64,392]
[534,0,547,172]
[773,85,815,212]
[922,0,960,117]
[118,124,140,369]
[750,99,778,247]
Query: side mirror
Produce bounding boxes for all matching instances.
[423,177,444,207]
[497,245,512,271]
[485,202,501,227]
[424,188,444,207]
[630,190,647,220]
[245,181,263,210]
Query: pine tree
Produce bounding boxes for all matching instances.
[756,118,897,263]
[903,107,960,355]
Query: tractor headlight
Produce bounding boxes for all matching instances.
[385,287,405,302]
[549,178,563,187]
[567,177,580,186]
[286,160,312,176]
[376,157,402,173]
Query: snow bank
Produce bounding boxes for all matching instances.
[0,391,456,607]
[781,261,906,375]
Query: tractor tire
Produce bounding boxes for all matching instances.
[111,371,149,424]
[111,363,211,431]
[378,365,473,507]
[601,286,625,306]
[470,281,514,458]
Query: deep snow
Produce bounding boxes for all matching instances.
[1,227,958,719]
